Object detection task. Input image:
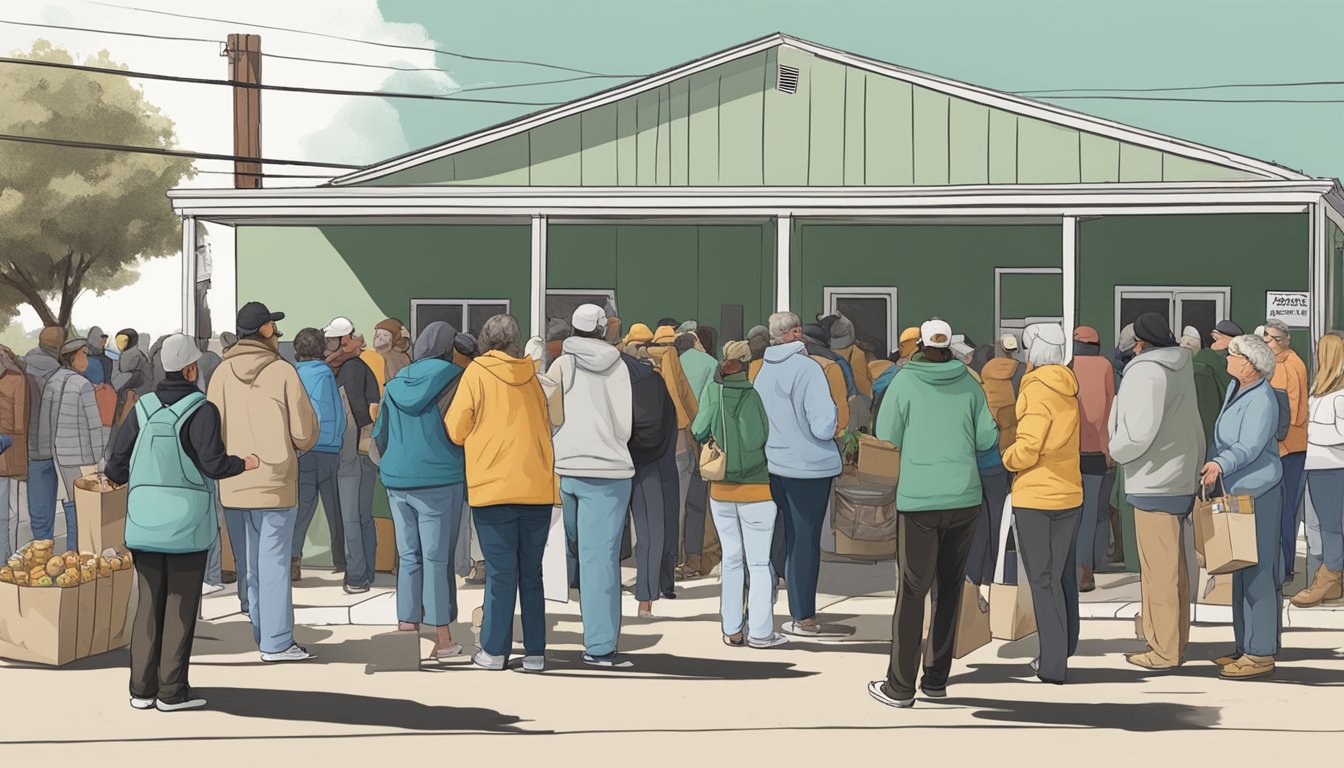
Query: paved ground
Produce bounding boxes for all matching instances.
[4,557,1344,760]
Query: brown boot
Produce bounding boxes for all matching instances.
[290,557,302,583]
[1290,565,1343,608]
[1080,566,1095,593]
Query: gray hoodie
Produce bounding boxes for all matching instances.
[1108,346,1206,497]
[545,337,633,479]
[22,346,61,461]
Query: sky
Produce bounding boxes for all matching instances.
[3,0,1343,342]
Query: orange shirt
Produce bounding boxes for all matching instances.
[1272,348,1309,455]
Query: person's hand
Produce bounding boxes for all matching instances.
[1200,461,1222,487]
[244,454,261,471]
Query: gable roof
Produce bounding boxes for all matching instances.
[329,32,1309,187]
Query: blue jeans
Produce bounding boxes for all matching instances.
[387,484,462,627]
[1234,487,1284,657]
[26,459,61,545]
[337,455,378,588]
[1280,452,1307,578]
[1077,472,1115,571]
[769,474,833,622]
[223,507,250,613]
[473,504,550,658]
[964,469,1009,585]
[710,498,778,640]
[561,476,633,657]
[232,506,298,654]
[1308,469,1344,573]
[292,451,344,567]
[204,500,223,587]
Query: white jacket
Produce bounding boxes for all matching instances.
[546,337,634,480]
[1108,347,1205,496]
[1306,391,1344,470]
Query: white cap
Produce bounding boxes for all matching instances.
[160,334,203,373]
[920,319,953,349]
[1000,334,1019,351]
[1182,325,1200,340]
[572,304,607,334]
[323,317,355,338]
[1023,323,1066,351]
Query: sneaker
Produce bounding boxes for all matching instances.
[748,632,789,649]
[723,632,745,648]
[582,652,634,668]
[260,644,315,663]
[521,655,545,672]
[130,697,155,710]
[781,620,821,637]
[867,680,914,709]
[473,650,505,670]
[1030,658,1039,673]
[430,643,463,660]
[342,583,371,595]
[156,696,207,712]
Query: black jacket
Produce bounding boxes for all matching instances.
[621,353,677,467]
[105,376,247,485]
[335,355,380,430]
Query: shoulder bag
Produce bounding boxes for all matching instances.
[698,384,729,481]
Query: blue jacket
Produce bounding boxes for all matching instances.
[372,358,465,490]
[753,342,841,479]
[295,360,343,454]
[1209,378,1282,499]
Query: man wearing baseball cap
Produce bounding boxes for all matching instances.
[322,316,382,591]
[869,318,998,709]
[208,302,319,663]
[105,334,259,711]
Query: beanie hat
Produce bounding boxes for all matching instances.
[624,323,654,345]
[827,314,856,350]
[1072,326,1100,344]
[722,340,752,362]
[1133,312,1178,348]
[1117,324,1137,353]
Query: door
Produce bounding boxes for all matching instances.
[995,268,1063,346]
[1114,287,1228,345]
[411,299,510,339]
[824,287,897,356]
[546,290,615,331]
[1174,292,1226,347]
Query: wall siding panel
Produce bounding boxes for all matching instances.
[806,56,847,186]
[948,97,990,185]
[912,87,950,186]
[863,74,914,185]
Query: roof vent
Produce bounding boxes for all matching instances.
[776,64,799,95]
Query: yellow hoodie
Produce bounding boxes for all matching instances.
[446,351,556,507]
[1001,364,1083,510]
[646,345,699,429]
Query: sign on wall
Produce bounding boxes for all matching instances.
[1265,291,1310,327]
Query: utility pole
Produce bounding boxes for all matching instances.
[225,34,262,189]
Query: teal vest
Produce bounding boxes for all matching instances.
[125,393,218,553]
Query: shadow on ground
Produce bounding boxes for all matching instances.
[937,697,1221,731]
[203,687,535,733]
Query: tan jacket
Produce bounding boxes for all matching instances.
[207,339,318,509]
[0,348,27,479]
[834,345,874,399]
[1272,348,1309,456]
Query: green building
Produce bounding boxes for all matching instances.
[170,33,1344,359]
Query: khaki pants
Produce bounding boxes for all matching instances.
[1135,508,1191,665]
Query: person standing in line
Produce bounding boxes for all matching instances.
[1109,313,1205,671]
[692,340,786,648]
[1070,326,1117,591]
[868,319,998,708]
[367,318,412,390]
[290,328,345,584]
[676,325,721,578]
[111,329,154,396]
[202,332,239,594]
[1001,324,1084,685]
[1263,319,1309,583]
[323,317,381,594]
[83,327,113,385]
[1182,327,1225,449]
[746,325,770,380]
[1198,320,1241,395]
[1293,333,1344,608]
[0,344,26,562]
[645,325,699,588]
[1202,334,1284,679]
[619,337,678,618]
[48,338,109,551]
[447,315,556,671]
[24,328,65,560]
[371,321,467,660]
[754,312,840,638]
[105,334,258,711]
[547,304,636,668]
[208,302,319,663]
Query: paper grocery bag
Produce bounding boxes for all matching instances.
[108,567,134,650]
[75,581,96,658]
[954,579,991,658]
[91,575,112,655]
[990,494,1036,641]
[374,517,398,574]
[1194,486,1257,575]
[856,434,901,487]
[0,582,82,666]
[543,506,569,604]
[74,474,128,556]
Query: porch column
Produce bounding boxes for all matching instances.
[775,214,792,312]
[181,214,198,338]
[1311,201,1327,366]
[1062,215,1077,363]
[530,214,548,338]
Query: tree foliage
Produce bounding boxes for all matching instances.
[0,40,194,328]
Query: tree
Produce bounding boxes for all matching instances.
[0,41,194,329]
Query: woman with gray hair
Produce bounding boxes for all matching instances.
[1201,333,1284,680]
[1001,323,1084,683]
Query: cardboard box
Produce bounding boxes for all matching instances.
[857,435,900,487]
[91,575,112,655]
[74,475,128,556]
[831,473,897,562]
[375,517,398,574]
[1194,493,1258,575]
[0,582,93,666]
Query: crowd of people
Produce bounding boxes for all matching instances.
[4,295,1342,712]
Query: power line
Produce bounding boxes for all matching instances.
[91,1,624,77]
[261,52,451,74]
[1031,94,1344,104]
[1019,80,1344,95]
[458,75,639,94]
[0,133,360,169]
[193,169,333,179]
[0,17,220,44]
[262,52,637,93]
[0,56,563,106]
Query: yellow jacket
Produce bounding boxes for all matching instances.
[809,354,850,439]
[446,351,556,507]
[1002,365,1083,510]
[647,345,699,429]
[868,359,894,383]
[360,349,386,393]
[835,344,874,399]
[1272,349,1309,456]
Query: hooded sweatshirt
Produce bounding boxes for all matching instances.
[692,369,770,487]
[980,357,1024,452]
[1002,365,1084,510]
[621,353,677,467]
[875,359,998,512]
[546,337,634,479]
[1107,346,1205,498]
[111,329,154,395]
[24,343,61,461]
[1070,343,1116,463]
[206,338,319,509]
[646,344,699,430]
[0,346,27,478]
[372,332,465,491]
[679,346,717,405]
[447,350,554,506]
[754,341,841,479]
[295,360,344,454]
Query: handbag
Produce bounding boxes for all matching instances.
[1193,477,1257,575]
[989,493,1036,641]
[698,385,728,482]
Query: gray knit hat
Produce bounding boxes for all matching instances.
[828,314,856,349]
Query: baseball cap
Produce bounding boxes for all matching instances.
[323,316,355,338]
[1073,326,1100,344]
[161,334,204,373]
[237,302,284,336]
[899,327,920,344]
[571,304,607,334]
[1213,320,1244,337]
[920,319,953,349]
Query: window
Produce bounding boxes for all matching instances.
[824,287,897,356]
[995,267,1063,345]
[545,290,615,330]
[411,299,510,339]
[1114,286,1229,346]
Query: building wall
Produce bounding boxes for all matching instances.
[1330,217,1344,330]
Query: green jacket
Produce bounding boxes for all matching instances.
[1190,355,1225,450]
[1193,347,1231,395]
[691,372,770,485]
[875,359,999,512]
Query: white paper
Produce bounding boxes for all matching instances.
[542,506,570,604]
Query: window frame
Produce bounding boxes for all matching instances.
[409,298,512,339]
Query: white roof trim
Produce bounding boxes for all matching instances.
[329,33,1308,187]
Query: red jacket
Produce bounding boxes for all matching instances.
[1070,354,1115,461]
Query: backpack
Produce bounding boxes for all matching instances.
[93,382,116,427]
[981,363,1020,452]
[125,392,218,553]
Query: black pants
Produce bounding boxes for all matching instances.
[658,447,681,594]
[1014,506,1083,683]
[885,506,979,699]
[683,461,709,559]
[629,459,668,602]
[129,549,208,704]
